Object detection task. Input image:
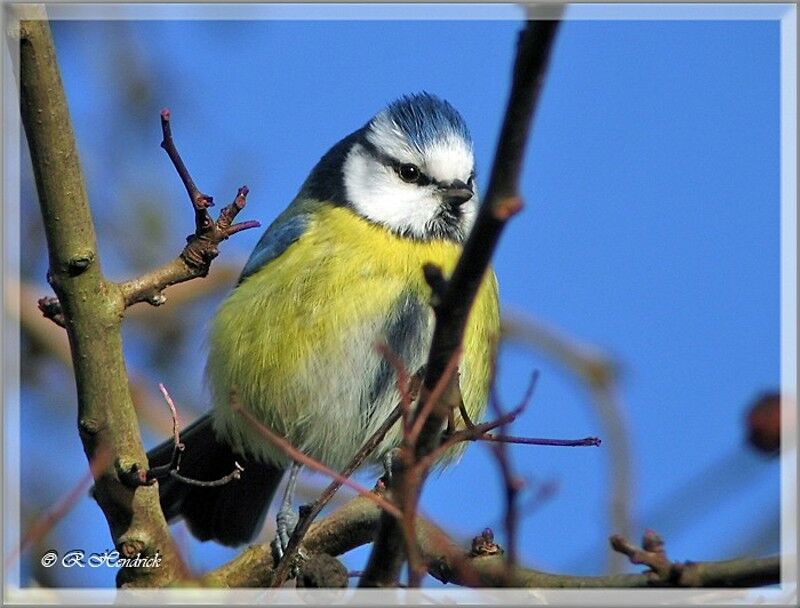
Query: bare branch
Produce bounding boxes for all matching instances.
[606,529,779,587]
[406,347,462,446]
[36,111,260,321]
[119,121,261,308]
[485,384,524,584]
[477,434,601,447]
[17,13,185,586]
[374,342,417,431]
[158,108,214,218]
[502,311,633,571]
[205,493,781,589]
[169,463,244,488]
[360,15,565,587]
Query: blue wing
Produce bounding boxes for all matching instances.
[238,214,309,283]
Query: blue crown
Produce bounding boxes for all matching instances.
[378,92,471,150]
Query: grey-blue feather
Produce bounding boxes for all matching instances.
[364,292,430,424]
[239,213,309,282]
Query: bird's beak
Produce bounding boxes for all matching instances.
[441,180,473,207]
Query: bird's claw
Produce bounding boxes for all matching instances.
[271,530,307,579]
[271,507,299,562]
[381,448,401,488]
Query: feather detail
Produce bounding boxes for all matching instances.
[207,203,499,471]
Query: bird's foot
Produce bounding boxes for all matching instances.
[380,448,402,488]
[271,505,299,563]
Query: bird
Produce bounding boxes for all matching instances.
[147,92,500,549]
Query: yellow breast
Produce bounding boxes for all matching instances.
[207,204,500,469]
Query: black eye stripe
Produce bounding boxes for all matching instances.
[396,163,432,186]
[360,138,435,186]
[359,138,469,190]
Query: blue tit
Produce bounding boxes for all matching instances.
[148,92,500,547]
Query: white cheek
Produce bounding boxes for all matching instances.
[343,146,440,238]
[460,197,478,235]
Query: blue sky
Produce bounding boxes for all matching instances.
[15,6,784,588]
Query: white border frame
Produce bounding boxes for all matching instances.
[2,3,796,605]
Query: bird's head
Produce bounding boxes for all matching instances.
[304,93,477,242]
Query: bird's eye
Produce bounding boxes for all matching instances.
[397,163,421,183]
[467,172,476,188]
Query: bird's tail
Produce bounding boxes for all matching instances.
[147,414,284,547]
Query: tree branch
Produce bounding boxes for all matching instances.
[34,110,260,320]
[204,493,780,589]
[141,384,244,487]
[360,12,565,587]
[118,111,261,308]
[17,12,185,587]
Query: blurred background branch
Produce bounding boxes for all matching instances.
[501,311,634,573]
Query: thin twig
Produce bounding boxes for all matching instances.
[36,111,261,322]
[270,404,403,587]
[160,382,183,470]
[477,434,601,447]
[143,384,241,487]
[502,311,632,572]
[413,371,532,481]
[486,385,522,584]
[170,463,243,488]
[416,370,594,490]
[159,109,214,219]
[393,347,463,587]
[230,393,402,520]
[406,348,462,446]
[374,342,416,432]
[359,14,564,588]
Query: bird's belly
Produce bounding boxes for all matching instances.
[207,205,498,471]
[209,283,431,469]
